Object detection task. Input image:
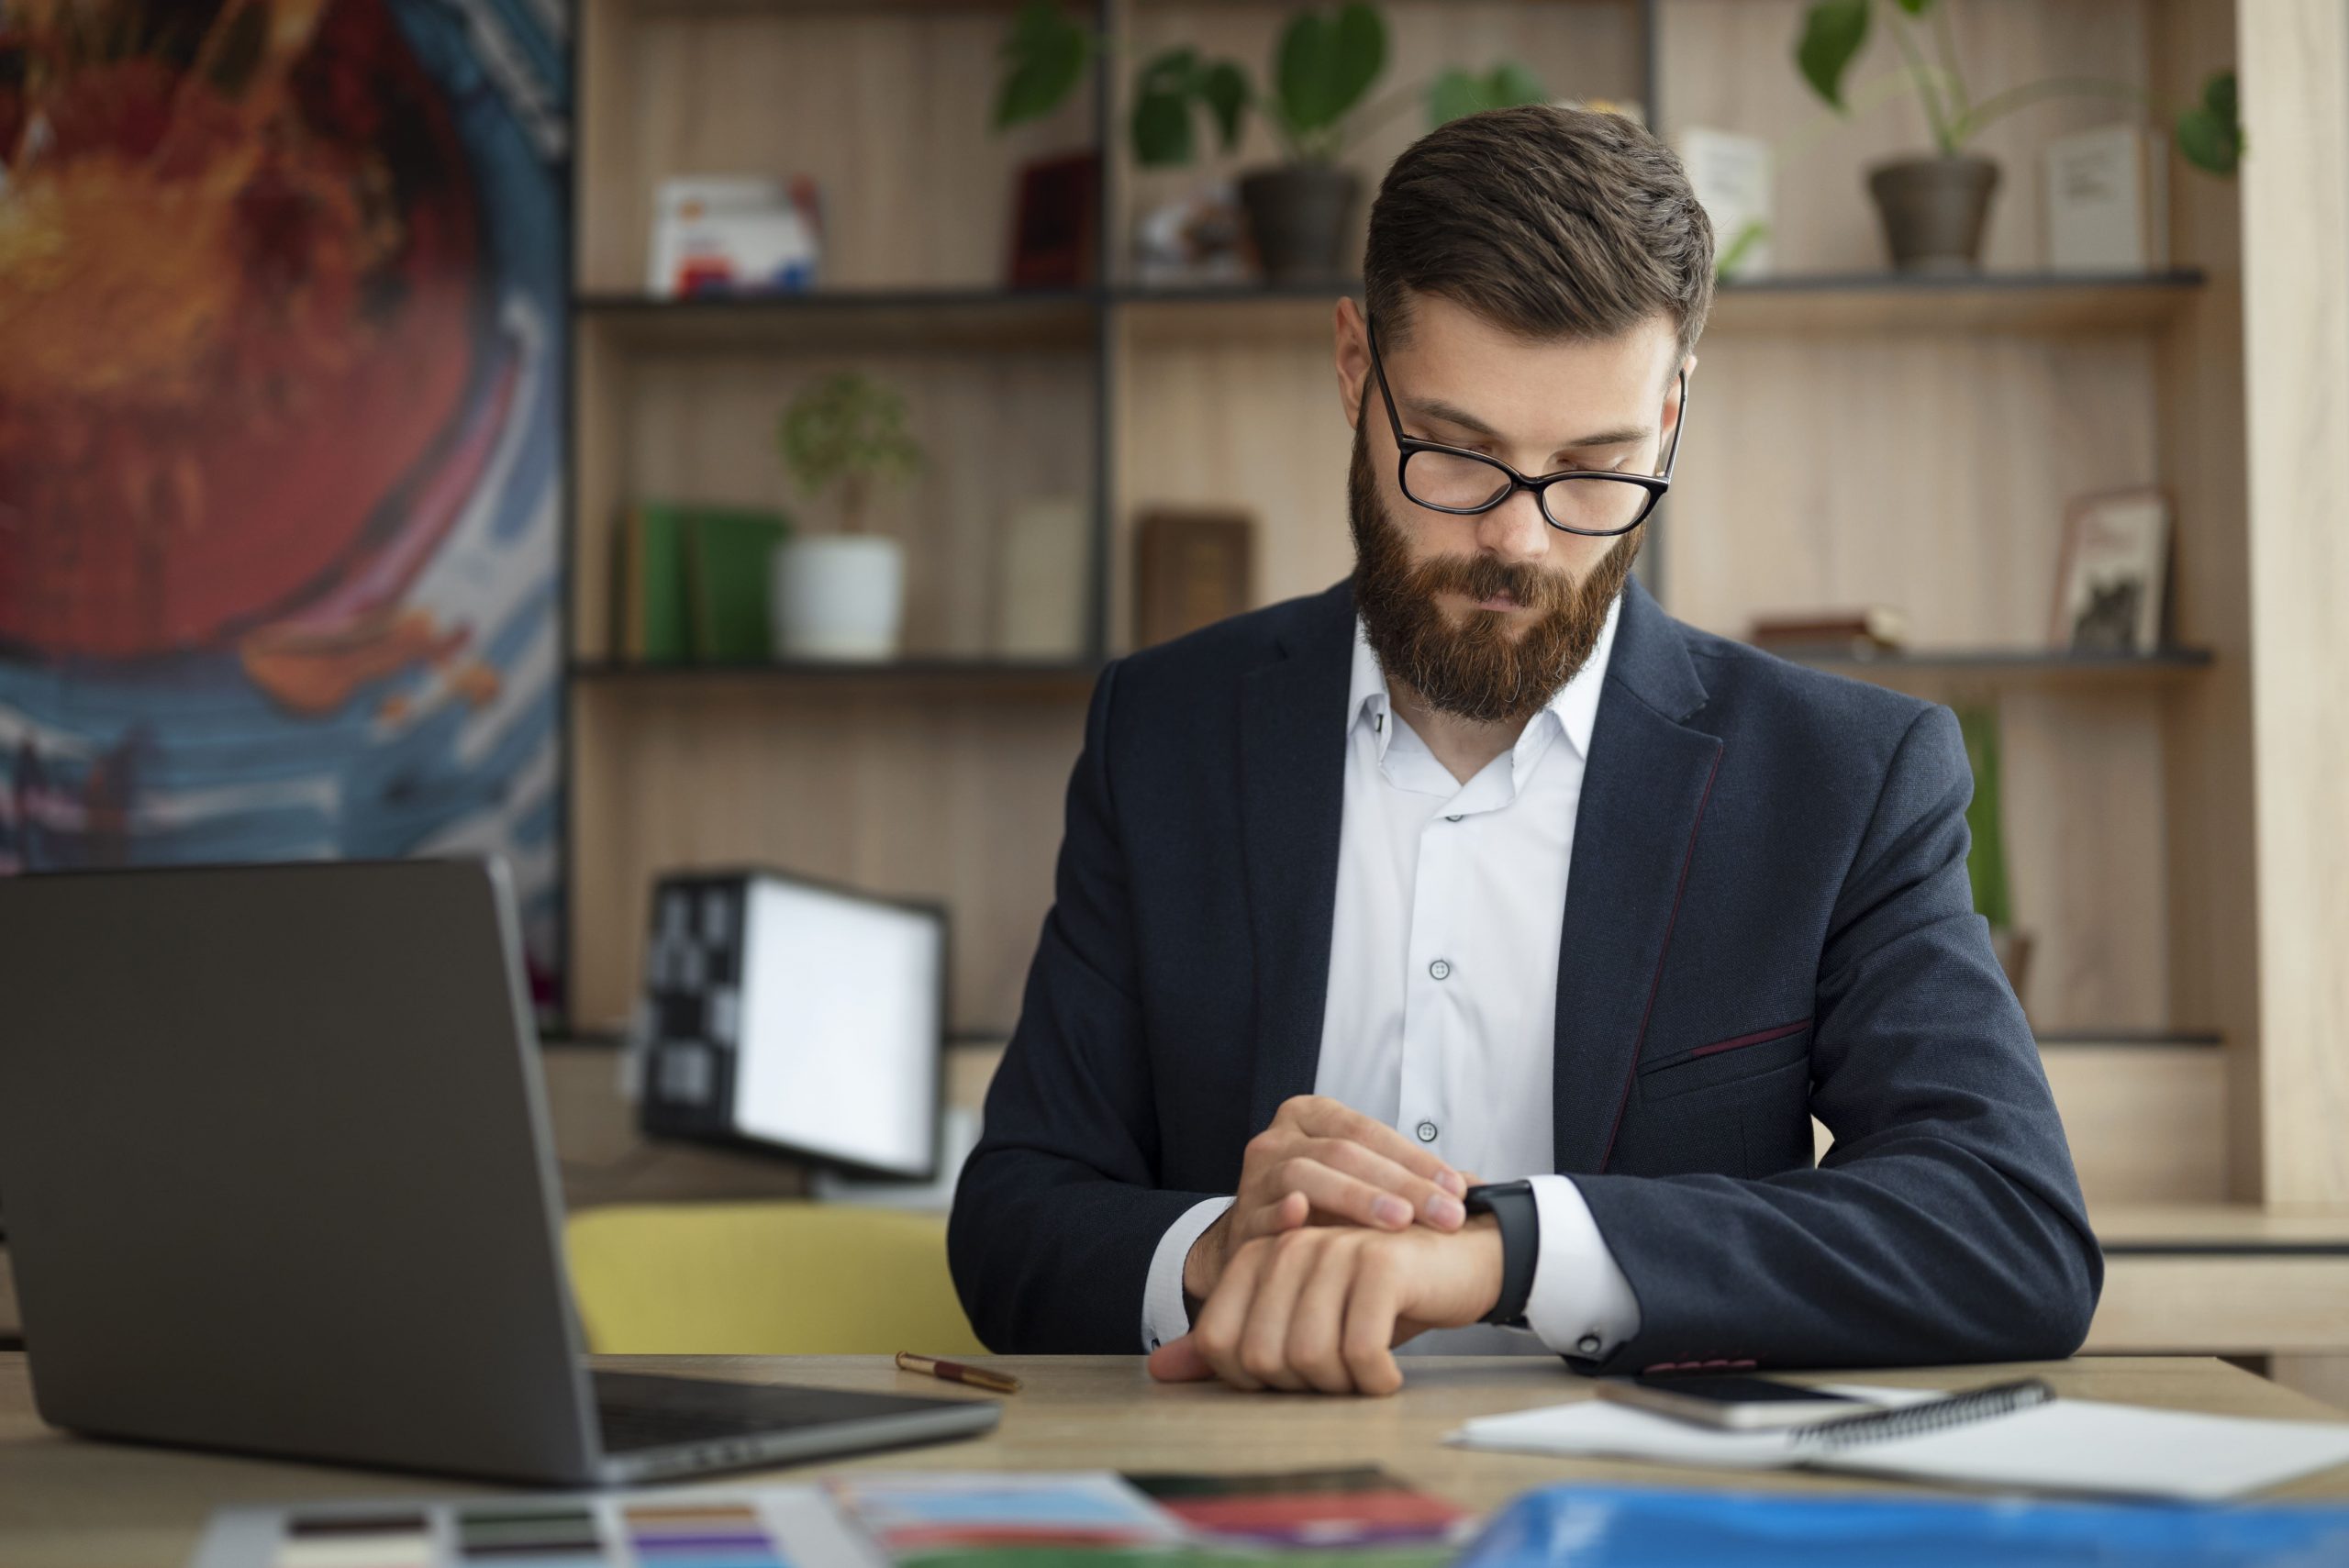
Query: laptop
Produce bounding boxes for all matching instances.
[0,858,1000,1485]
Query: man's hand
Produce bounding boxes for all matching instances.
[1152,1217,1503,1395]
[1184,1095,1469,1305]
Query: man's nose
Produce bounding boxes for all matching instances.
[1473,486,1553,566]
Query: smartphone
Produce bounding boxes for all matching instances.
[1594,1374,1868,1431]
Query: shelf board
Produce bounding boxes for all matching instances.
[2094,1204,2349,1256]
[570,658,1099,696]
[2037,1029,2223,1049]
[575,289,1099,353]
[1779,646,2214,686]
[1709,270,2208,334]
[1107,272,2210,343]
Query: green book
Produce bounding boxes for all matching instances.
[682,506,793,663]
[611,505,692,664]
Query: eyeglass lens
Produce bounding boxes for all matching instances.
[1399,450,1653,533]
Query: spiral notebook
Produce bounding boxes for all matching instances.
[1447,1380,2349,1500]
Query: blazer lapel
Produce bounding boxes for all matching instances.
[1553,580,1726,1173]
[1241,583,1357,1132]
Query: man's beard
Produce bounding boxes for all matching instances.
[1348,420,1642,725]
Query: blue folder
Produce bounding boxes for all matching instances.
[1453,1483,2349,1567]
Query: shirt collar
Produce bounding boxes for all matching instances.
[1348,589,1622,766]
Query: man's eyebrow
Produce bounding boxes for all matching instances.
[1403,396,1653,450]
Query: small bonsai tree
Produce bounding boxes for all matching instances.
[776,373,924,535]
[1796,0,2241,174]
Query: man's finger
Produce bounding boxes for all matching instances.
[1237,1231,1322,1391]
[1191,1239,1269,1390]
[1231,1190,1310,1247]
[1286,1239,1361,1394]
[1287,1099,1465,1194]
[1341,1250,1407,1396]
[1274,1157,1418,1230]
[1147,1335,1213,1383]
[1308,1139,1468,1229]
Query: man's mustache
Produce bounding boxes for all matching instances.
[1405,552,1575,612]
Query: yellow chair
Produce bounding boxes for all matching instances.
[564,1201,986,1355]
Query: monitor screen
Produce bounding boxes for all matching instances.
[729,877,943,1179]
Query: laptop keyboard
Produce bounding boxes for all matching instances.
[592,1370,945,1454]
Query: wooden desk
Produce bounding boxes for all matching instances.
[6,1354,2349,1567]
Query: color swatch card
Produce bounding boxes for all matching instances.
[823,1473,1188,1565]
[188,1485,881,1568]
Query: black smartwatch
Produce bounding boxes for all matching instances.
[1463,1180,1540,1328]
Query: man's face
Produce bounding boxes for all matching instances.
[1336,292,1687,724]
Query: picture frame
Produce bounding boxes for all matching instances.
[2049,487,2172,654]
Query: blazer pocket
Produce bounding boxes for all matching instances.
[1638,1018,1814,1103]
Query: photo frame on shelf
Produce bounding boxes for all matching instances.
[2049,487,2172,654]
[1135,507,1255,649]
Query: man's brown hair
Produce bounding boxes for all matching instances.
[1363,105,1715,362]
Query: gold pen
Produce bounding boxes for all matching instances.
[896,1351,1022,1395]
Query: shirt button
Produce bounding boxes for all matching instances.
[1445,814,1464,823]
[1579,1335,1602,1355]
[1415,1120,1439,1143]
[1429,959,1452,981]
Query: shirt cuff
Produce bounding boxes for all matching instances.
[1523,1173,1642,1362]
[1141,1195,1235,1351]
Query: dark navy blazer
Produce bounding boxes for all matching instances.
[948,577,2101,1371]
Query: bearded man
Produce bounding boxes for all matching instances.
[947,106,2099,1394]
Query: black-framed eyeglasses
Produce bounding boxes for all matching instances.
[1365,313,1688,538]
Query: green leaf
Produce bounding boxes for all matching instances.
[2204,67,2237,122]
[1796,0,1871,112]
[1715,218,1769,280]
[1197,61,1250,151]
[1425,62,1548,128]
[1425,68,1485,128]
[1889,0,1932,15]
[2176,105,2239,175]
[2176,70,2242,176]
[1276,2,1388,137]
[1132,87,1197,167]
[1487,61,1548,109]
[995,2,1089,130]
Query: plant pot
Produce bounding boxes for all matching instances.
[771,535,904,662]
[1866,154,2000,273]
[1238,165,1362,285]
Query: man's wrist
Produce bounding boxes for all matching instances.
[1462,1213,1505,1322]
[1182,1213,1222,1308]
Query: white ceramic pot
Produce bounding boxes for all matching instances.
[771,535,904,662]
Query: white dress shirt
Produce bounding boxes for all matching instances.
[1142,595,1643,1359]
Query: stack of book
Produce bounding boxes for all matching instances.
[1748,607,1909,662]
[611,503,793,664]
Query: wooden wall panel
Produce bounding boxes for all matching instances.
[2239,0,2349,1206]
[579,1,1097,293]
[569,683,1085,1032]
[1655,0,2154,272]
[1661,333,2160,647]
[1113,308,1360,650]
[2149,0,2257,1197]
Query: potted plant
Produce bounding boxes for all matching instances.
[771,372,924,662]
[1796,0,2242,272]
[996,2,1545,283]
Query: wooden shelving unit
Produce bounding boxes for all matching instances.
[566,0,2349,1380]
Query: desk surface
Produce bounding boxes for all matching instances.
[5,1353,2347,1568]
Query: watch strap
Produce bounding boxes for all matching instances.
[1464,1180,1540,1328]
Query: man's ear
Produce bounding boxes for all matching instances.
[1662,351,1698,446]
[1334,297,1372,431]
